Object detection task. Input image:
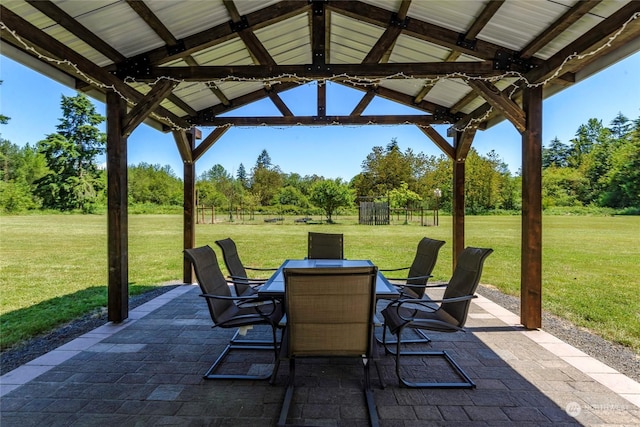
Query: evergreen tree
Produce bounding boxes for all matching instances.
[34,94,106,212]
[236,163,248,188]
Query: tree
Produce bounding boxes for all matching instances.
[34,94,105,212]
[272,185,309,208]
[236,163,248,188]
[388,182,422,208]
[354,138,419,197]
[255,149,272,169]
[309,179,353,223]
[542,137,571,168]
[609,112,631,140]
[0,140,48,212]
[128,163,182,205]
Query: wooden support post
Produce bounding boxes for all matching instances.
[183,130,196,283]
[521,85,543,329]
[106,91,128,322]
[452,159,465,268]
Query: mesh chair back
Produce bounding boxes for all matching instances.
[307,232,344,259]
[184,246,234,323]
[405,237,446,296]
[440,247,493,326]
[284,267,377,357]
[215,238,251,295]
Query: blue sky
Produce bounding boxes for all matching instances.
[1,52,638,180]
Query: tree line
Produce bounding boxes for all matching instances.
[1,92,638,217]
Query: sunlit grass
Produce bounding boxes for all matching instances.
[1,214,638,352]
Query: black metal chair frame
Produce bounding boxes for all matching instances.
[184,245,283,381]
[381,295,477,388]
[276,267,380,427]
[378,237,446,345]
[380,247,493,389]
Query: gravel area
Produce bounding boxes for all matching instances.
[478,284,640,383]
[1,282,639,383]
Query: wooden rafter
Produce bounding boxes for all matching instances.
[416,0,505,104]
[136,1,310,66]
[526,2,640,84]
[192,126,230,162]
[519,0,603,59]
[467,80,525,132]
[329,1,538,64]
[350,91,376,116]
[27,0,125,63]
[127,0,230,107]
[418,126,455,159]
[311,0,328,67]
[0,5,190,130]
[122,79,178,137]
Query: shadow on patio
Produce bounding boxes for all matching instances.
[1,285,638,426]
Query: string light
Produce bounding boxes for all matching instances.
[1,10,637,133]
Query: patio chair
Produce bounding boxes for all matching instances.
[276,266,380,427]
[381,247,493,388]
[378,237,446,344]
[307,232,344,259]
[184,245,283,380]
[215,237,277,296]
[381,237,446,299]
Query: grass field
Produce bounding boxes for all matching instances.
[1,214,638,353]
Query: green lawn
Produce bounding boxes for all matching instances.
[1,214,638,353]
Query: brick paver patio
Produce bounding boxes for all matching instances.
[1,285,639,426]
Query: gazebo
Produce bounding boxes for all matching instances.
[2,0,639,330]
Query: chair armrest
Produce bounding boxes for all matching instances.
[245,266,278,272]
[228,275,268,284]
[392,294,477,311]
[379,266,409,272]
[199,293,281,316]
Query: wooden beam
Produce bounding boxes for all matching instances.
[416,0,504,104]
[329,1,542,65]
[520,0,603,59]
[192,126,231,162]
[311,0,327,67]
[417,126,455,159]
[27,0,125,63]
[198,114,443,127]
[140,1,310,66]
[317,83,326,117]
[122,79,178,136]
[467,80,526,132]
[173,130,193,163]
[0,6,191,130]
[106,90,128,322]
[182,130,196,284]
[526,2,640,84]
[268,92,294,116]
[126,0,178,45]
[196,82,299,119]
[521,85,543,329]
[455,127,477,163]
[351,91,376,116]
[127,0,231,108]
[131,61,501,81]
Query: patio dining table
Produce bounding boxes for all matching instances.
[258,259,400,299]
